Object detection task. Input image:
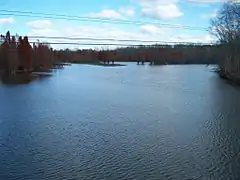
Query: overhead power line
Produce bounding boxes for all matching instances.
[26,36,216,44]
[25,36,193,43]
[0,39,215,46]
[0,9,208,31]
[1,34,216,45]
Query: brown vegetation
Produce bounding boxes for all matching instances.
[0,31,222,76]
[0,31,63,75]
[57,44,220,65]
[210,1,240,82]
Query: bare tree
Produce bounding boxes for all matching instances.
[210,0,240,74]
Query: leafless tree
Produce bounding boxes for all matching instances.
[210,0,240,74]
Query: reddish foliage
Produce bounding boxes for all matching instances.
[0,31,61,73]
[23,37,32,69]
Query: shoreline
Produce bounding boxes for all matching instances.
[72,62,126,67]
[0,72,52,85]
[216,69,240,86]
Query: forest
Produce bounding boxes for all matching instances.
[61,44,221,65]
[0,1,239,80]
[0,31,64,75]
[0,31,221,76]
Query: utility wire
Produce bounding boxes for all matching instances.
[0,39,215,46]
[25,36,201,43]
[2,34,207,44]
[26,36,216,45]
[0,9,208,31]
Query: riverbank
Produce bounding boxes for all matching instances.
[217,68,240,86]
[72,61,126,67]
[0,72,52,85]
[0,64,66,85]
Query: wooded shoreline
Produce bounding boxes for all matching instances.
[0,31,222,75]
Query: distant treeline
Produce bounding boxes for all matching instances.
[57,44,221,65]
[0,31,222,75]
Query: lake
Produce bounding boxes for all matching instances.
[0,63,240,180]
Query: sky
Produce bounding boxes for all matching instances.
[0,0,230,49]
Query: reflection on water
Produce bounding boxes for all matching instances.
[0,64,240,180]
[0,73,52,85]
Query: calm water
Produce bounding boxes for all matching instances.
[0,63,240,180]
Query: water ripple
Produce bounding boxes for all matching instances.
[1,64,240,179]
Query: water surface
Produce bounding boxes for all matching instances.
[0,63,240,180]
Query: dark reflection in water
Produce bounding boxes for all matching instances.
[0,64,240,180]
[0,73,52,85]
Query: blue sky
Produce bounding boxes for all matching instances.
[0,0,225,49]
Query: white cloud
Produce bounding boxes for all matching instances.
[89,7,135,20]
[142,4,183,20]
[88,9,124,19]
[170,34,216,43]
[136,0,180,5]
[119,7,135,17]
[137,0,183,20]
[229,0,240,4]
[140,24,168,35]
[135,0,228,20]
[26,20,52,29]
[0,17,15,24]
[141,24,161,34]
[26,21,216,50]
[187,0,224,3]
[187,0,239,4]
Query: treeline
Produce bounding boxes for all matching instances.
[0,31,63,75]
[58,44,221,65]
[210,1,240,81]
[1,31,222,76]
[116,45,220,65]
